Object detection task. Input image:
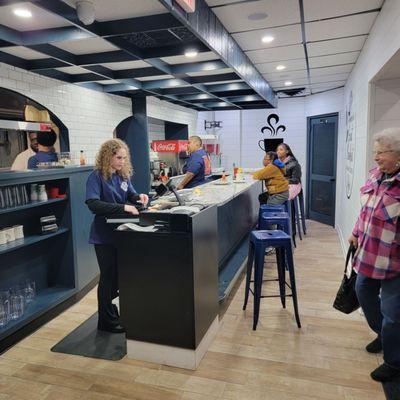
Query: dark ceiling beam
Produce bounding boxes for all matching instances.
[189,72,240,84]
[91,14,181,37]
[141,41,209,59]
[28,58,70,70]
[0,24,22,45]
[113,67,164,80]
[171,60,226,75]
[158,0,277,107]
[142,78,188,90]
[26,44,77,65]
[75,50,134,66]
[160,87,202,95]
[0,51,28,69]
[22,26,94,46]
[36,69,73,83]
[206,82,250,93]
[4,0,224,110]
[192,83,240,108]
[103,82,142,93]
[177,94,215,101]
[189,98,224,103]
[83,65,115,79]
[227,94,263,102]
[0,39,15,47]
[77,82,106,92]
[71,73,108,83]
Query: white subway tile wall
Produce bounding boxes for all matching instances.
[0,63,197,164]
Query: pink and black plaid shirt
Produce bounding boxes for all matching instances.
[352,167,400,279]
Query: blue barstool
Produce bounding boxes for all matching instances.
[298,189,307,235]
[259,211,291,237]
[243,230,301,330]
[290,197,302,242]
[257,200,290,227]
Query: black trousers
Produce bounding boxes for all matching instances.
[94,244,119,329]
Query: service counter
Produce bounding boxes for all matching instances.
[114,175,261,369]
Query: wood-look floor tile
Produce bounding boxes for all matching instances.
[0,221,386,399]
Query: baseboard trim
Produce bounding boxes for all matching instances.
[126,316,220,370]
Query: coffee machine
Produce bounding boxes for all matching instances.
[150,140,189,187]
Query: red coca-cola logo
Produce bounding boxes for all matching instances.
[155,143,177,152]
[152,140,188,153]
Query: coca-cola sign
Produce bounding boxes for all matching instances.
[152,140,189,153]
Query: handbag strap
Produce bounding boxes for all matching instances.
[344,245,356,274]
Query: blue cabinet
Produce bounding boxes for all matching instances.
[0,167,97,350]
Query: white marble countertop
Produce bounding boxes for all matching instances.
[153,174,260,208]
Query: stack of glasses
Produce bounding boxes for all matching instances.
[0,185,29,209]
[0,280,36,329]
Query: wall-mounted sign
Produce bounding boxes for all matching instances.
[204,120,222,129]
[261,113,286,137]
[152,140,189,153]
[345,91,356,199]
[175,0,196,13]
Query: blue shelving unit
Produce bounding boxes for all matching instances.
[0,287,75,341]
[0,228,69,256]
[0,198,66,215]
[0,167,97,351]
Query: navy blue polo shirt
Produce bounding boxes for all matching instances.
[28,151,58,169]
[182,148,210,188]
[86,170,137,245]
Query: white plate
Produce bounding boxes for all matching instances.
[213,181,231,185]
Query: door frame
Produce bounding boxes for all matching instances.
[306,112,339,226]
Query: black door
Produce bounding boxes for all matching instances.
[307,114,338,226]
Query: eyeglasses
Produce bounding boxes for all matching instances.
[373,150,394,156]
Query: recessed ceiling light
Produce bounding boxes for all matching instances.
[14,8,32,18]
[276,65,286,71]
[261,35,274,44]
[248,12,268,21]
[184,50,198,58]
[284,81,293,86]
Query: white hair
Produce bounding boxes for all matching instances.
[373,128,400,154]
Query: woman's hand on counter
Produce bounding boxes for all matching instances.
[138,194,149,206]
[124,204,139,215]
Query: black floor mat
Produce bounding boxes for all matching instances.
[51,312,126,361]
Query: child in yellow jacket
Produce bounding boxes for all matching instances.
[253,151,289,205]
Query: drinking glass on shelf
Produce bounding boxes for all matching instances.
[9,293,24,320]
[24,280,36,303]
[0,290,10,328]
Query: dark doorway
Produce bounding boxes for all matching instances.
[307,114,338,226]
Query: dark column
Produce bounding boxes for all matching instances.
[116,98,150,194]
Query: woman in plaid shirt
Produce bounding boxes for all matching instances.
[349,128,400,382]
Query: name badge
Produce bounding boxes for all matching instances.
[120,181,128,192]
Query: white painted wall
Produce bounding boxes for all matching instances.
[197,88,344,205]
[336,0,400,253]
[0,62,197,164]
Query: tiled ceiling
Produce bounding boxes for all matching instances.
[0,0,386,108]
[207,0,384,96]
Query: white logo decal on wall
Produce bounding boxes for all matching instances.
[345,91,356,199]
[261,113,286,137]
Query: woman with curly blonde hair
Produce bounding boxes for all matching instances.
[85,139,148,333]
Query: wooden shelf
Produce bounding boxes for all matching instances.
[0,287,76,341]
[0,228,69,256]
[0,198,67,215]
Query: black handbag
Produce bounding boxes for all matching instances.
[333,245,360,314]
